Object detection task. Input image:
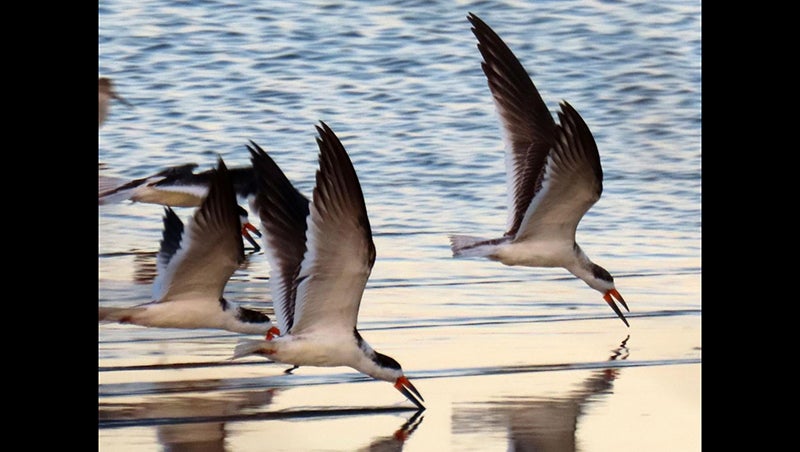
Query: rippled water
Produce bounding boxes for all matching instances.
[99,1,701,450]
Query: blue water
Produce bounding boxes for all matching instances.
[99,1,701,450]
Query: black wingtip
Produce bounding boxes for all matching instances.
[467,12,488,32]
[210,156,231,192]
[315,120,334,142]
[161,206,182,230]
[247,140,265,157]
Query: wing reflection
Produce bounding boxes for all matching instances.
[453,336,629,452]
[359,410,425,452]
[99,385,277,452]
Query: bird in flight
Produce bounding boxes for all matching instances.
[449,13,628,326]
[232,123,425,409]
[99,157,278,336]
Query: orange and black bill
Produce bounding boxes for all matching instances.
[242,222,262,251]
[395,376,425,410]
[603,289,629,327]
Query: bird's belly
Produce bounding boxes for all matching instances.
[135,301,223,329]
[131,188,204,207]
[274,336,355,367]
[494,241,570,267]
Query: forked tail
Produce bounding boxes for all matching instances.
[98,187,135,206]
[448,234,501,258]
[232,339,271,360]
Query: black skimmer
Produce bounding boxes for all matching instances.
[98,157,279,336]
[98,163,263,251]
[449,13,629,326]
[98,77,131,128]
[232,122,425,410]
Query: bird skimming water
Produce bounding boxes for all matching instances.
[232,123,425,409]
[98,163,263,251]
[98,157,279,336]
[449,13,628,326]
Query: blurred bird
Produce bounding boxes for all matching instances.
[232,123,425,410]
[98,163,263,251]
[98,157,279,336]
[449,13,628,326]
[98,77,132,127]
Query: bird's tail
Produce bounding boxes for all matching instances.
[448,235,497,258]
[98,186,135,205]
[98,175,132,205]
[232,339,272,360]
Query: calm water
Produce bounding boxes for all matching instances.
[99,1,701,450]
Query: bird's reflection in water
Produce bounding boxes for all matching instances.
[453,336,630,452]
[158,421,226,452]
[100,387,277,452]
[359,410,425,452]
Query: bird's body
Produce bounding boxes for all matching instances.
[450,13,628,326]
[98,77,131,127]
[451,234,572,267]
[98,164,256,207]
[247,331,378,369]
[98,158,276,335]
[99,163,263,250]
[99,298,267,334]
[232,124,424,409]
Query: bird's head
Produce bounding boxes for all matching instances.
[590,263,629,327]
[370,352,425,410]
[237,206,262,251]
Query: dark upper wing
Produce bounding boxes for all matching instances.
[151,158,244,302]
[468,12,558,237]
[155,165,257,200]
[155,207,184,279]
[152,163,200,179]
[248,141,310,334]
[227,166,258,199]
[291,121,376,334]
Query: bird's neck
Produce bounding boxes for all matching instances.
[350,337,398,383]
[564,244,597,285]
[351,354,394,383]
[565,243,612,294]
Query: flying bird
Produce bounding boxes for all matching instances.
[98,77,132,127]
[449,13,628,326]
[232,123,425,409]
[98,157,279,336]
[98,163,263,251]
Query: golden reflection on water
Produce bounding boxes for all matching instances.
[99,206,700,451]
[100,312,700,451]
[100,387,277,451]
